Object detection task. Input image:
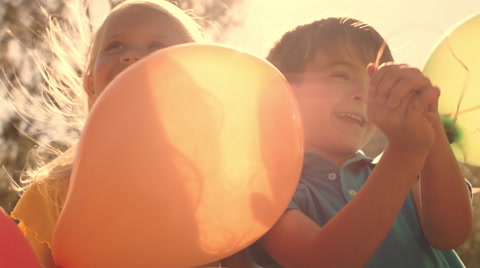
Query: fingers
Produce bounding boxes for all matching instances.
[367,63,440,151]
[411,86,441,124]
[368,63,433,109]
[368,62,396,99]
[366,63,376,77]
[367,62,441,132]
[412,86,440,110]
[369,86,439,126]
[426,87,440,124]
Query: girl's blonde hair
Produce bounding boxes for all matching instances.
[85,0,204,78]
[13,0,204,202]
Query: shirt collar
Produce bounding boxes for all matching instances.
[302,151,374,178]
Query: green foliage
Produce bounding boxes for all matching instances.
[0,0,66,211]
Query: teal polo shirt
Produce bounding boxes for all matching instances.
[249,152,465,268]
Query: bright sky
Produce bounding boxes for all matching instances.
[88,0,480,70]
[82,0,480,70]
[2,0,479,135]
[220,0,480,69]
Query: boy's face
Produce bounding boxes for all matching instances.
[294,48,376,164]
[85,5,188,105]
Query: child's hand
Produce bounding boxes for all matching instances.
[366,63,440,152]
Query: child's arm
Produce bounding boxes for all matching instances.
[370,63,473,249]
[259,64,439,267]
[10,181,65,268]
[412,116,473,249]
[261,147,430,267]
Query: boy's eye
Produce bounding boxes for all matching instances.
[105,41,124,52]
[330,72,350,80]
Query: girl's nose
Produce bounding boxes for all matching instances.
[120,50,142,64]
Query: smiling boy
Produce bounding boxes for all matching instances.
[249,17,473,268]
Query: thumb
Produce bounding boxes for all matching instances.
[366,63,376,77]
[366,63,377,99]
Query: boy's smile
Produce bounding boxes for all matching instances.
[334,111,367,127]
[294,48,376,166]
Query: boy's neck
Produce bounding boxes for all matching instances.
[308,149,357,167]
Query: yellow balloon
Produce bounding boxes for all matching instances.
[423,13,480,166]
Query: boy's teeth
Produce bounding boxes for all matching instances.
[336,112,365,125]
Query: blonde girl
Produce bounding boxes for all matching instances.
[11,1,252,267]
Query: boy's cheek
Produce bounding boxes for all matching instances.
[296,101,324,117]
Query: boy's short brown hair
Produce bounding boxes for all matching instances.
[267,17,394,83]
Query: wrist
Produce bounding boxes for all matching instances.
[384,142,430,160]
[376,145,429,183]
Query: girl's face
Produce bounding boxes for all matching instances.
[85,4,189,104]
[294,47,376,166]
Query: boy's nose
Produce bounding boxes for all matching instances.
[353,88,368,102]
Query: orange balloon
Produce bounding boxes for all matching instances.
[52,44,304,267]
[0,208,40,267]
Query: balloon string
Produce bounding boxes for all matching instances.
[445,34,470,130]
[365,41,386,105]
[441,105,480,118]
[374,41,387,68]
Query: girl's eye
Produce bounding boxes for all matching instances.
[104,42,124,52]
[150,42,167,50]
[330,72,350,80]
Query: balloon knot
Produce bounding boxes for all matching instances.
[442,117,462,144]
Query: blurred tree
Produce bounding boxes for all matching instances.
[0,0,66,212]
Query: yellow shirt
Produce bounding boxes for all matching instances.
[10,181,234,267]
[11,180,68,268]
